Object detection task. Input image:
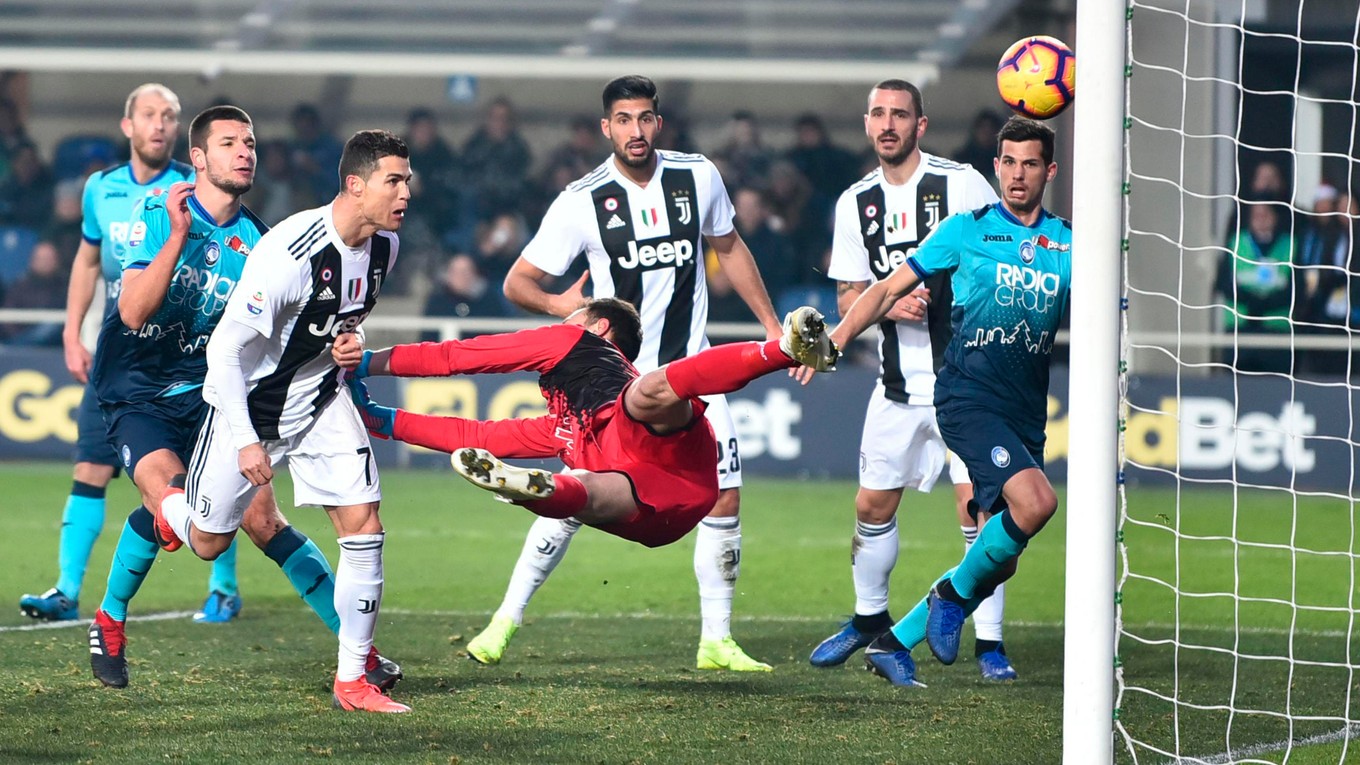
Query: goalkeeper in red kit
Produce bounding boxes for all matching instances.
[336,298,837,547]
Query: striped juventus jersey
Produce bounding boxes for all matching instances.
[205,204,397,441]
[827,152,997,404]
[521,150,735,372]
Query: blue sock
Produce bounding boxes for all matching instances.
[950,510,1030,600]
[263,526,340,634]
[207,537,240,596]
[56,481,107,599]
[98,507,158,622]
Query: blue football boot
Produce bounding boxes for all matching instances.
[194,590,243,624]
[19,588,79,621]
[926,583,967,665]
[978,646,1019,681]
[810,620,885,667]
[864,640,926,688]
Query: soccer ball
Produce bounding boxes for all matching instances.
[996,36,1076,120]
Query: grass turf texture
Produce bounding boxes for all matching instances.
[0,462,1354,764]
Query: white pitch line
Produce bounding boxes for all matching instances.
[0,610,195,633]
[1155,723,1360,765]
[4,610,1354,641]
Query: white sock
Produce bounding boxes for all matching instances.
[960,524,979,546]
[852,518,898,616]
[694,516,740,641]
[497,517,581,624]
[159,490,197,554]
[965,537,1005,642]
[335,533,384,682]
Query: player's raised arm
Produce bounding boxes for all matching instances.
[830,263,924,350]
[503,257,588,318]
[118,182,194,330]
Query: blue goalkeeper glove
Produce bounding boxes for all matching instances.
[345,372,394,440]
[352,349,375,380]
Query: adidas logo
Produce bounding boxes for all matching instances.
[606,214,625,230]
[318,285,336,300]
[865,221,879,236]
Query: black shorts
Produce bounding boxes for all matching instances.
[102,392,207,481]
[937,404,1044,516]
[75,382,121,473]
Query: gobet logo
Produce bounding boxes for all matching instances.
[0,370,81,443]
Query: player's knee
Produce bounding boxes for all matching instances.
[854,489,900,524]
[192,531,235,561]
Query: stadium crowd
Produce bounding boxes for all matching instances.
[0,88,1012,353]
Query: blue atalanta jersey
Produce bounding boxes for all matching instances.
[906,203,1072,431]
[91,193,267,405]
[80,160,194,313]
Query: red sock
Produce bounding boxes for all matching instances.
[522,474,588,519]
[663,340,792,400]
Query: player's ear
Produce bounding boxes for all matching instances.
[594,317,613,340]
[654,115,663,135]
[916,115,928,137]
[1046,162,1058,182]
[345,173,364,196]
[600,116,610,138]
[120,117,134,141]
[189,146,206,173]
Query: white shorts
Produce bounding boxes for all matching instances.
[701,393,742,491]
[948,450,971,486]
[857,386,947,493]
[185,392,382,534]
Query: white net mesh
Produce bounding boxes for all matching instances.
[1116,1,1360,762]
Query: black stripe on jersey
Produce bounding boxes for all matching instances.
[595,180,642,306]
[247,235,394,439]
[916,173,955,372]
[854,183,907,400]
[654,167,700,364]
[288,219,326,260]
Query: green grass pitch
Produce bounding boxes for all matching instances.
[0,462,1353,764]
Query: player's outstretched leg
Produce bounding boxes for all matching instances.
[780,306,838,372]
[452,448,556,502]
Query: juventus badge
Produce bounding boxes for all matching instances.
[924,199,942,230]
[673,193,692,225]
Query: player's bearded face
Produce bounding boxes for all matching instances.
[995,139,1055,215]
[864,89,924,167]
[199,121,256,196]
[357,155,413,232]
[124,93,179,167]
[604,99,661,169]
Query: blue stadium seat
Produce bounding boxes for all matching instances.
[776,285,839,319]
[0,225,39,286]
[53,135,119,181]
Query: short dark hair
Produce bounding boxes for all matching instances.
[584,297,642,362]
[189,105,252,151]
[996,115,1056,166]
[338,130,409,185]
[871,79,925,117]
[602,75,658,114]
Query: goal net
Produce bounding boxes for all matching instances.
[1114,1,1360,762]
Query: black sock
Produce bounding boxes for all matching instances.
[851,610,893,633]
[976,639,1003,658]
[871,630,906,652]
[935,578,965,605]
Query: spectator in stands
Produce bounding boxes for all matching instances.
[954,109,1005,182]
[462,97,532,221]
[0,141,53,230]
[473,212,529,285]
[732,186,799,294]
[766,159,833,277]
[43,178,84,270]
[288,103,343,206]
[404,108,461,240]
[716,111,773,190]
[541,114,604,183]
[652,110,699,154]
[422,253,508,339]
[0,97,29,160]
[0,240,66,346]
[786,113,858,200]
[1296,185,1351,377]
[243,139,307,226]
[1215,201,1297,373]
